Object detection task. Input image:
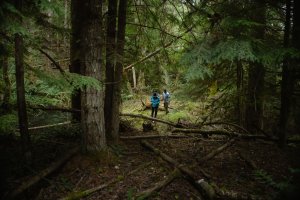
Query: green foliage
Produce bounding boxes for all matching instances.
[254,169,289,191]
[126,188,136,200]
[0,113,17,134]
[23,67,102,106]
[165,111,190,122]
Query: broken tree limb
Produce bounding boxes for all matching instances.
[202,122,250,134]
[9,147,79,199]
[39,49,66,75]
[60,162,152,200]
[60,179,117,200]
[16,121,72,132]
[140,140,215,200]
[199,138,236,163]
[120,135,189,140]
[135,169,181,199]
[120,113,178,127]
[171,128,300,143]
[172,128,233,137]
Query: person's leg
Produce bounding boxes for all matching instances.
[154,107,158,118]
[164,102,169,114]
[151,107,154,117]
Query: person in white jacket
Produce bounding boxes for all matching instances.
[162,89,170,114]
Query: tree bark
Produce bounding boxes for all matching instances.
[279,0,292,148]
[245,1,266,133]
[236,61,244,126]
[14,0,32,164]
[80,0,106,152]
[110,0,128,143]
[104,0,118,139]
[1,56,11,112]
[70,0,83,122]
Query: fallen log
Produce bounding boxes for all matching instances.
[172,128,232,137]
[171,128,300,143]
[202,122,250,134]
[199,138,236,163]
[135,169,181,199]
[120,135,189,140]
[60,179,117,200]
[8,147,79,199]
[213,186,261,200]
[141,140,215,200]
[120,113,178,127]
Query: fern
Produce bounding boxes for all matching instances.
[0,113,17,134]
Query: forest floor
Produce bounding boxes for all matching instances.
[1,98,300,200]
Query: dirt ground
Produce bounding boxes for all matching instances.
[2,121,300,200]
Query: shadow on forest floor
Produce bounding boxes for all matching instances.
[1,124,300,200]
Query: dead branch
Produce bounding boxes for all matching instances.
[202,122,250,134]
[39,49,66,75]
[199,138,236,163]
[172,128,232,137]
[140,140,215,200]
[60,179,117,200]
[120,113,178,127]
[9,147,79,199]
[120,135,189,140]
[60,162,152,200]
[16,121,72,132]
[135,169,181,199]
[171,128,300,143]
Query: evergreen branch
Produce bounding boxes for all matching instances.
[124,26,194,71]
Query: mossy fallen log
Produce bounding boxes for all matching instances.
[141,140,215,200]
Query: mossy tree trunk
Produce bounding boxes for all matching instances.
[1,56,11,112]
[279,0,292,148]
[70,0,83,122]
[111,0,128,142]
[80,0,106,152]
[245,0,266,133]
[104,0,118,140]
[14,0,32,164]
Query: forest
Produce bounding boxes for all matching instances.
[0,0,300,199]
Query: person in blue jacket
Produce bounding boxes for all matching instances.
[150,91,160,118]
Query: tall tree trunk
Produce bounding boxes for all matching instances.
[245,1,266,133]
[80,0,106,152]
[236,61,244,126]
[111,0,128,142]
[1,56,11,112]
[70,0,83,122]
[278,0,292,148]
[14,0,31,163]
[104,0,118,139]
